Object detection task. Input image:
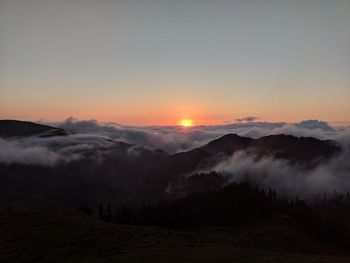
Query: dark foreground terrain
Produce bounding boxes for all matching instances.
[1,210,350,263]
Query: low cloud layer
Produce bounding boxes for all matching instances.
[0,134,115,166]
[0,138,62,166]
[53,118,349,153]
[1,118,350,198]
[1,117,349,166]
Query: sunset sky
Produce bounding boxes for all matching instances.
[0,0,349,125]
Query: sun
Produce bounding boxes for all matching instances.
[180,119,193,127]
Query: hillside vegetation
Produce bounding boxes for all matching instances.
[1,210,350,263]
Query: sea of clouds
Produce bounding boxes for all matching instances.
[0,117,349,167]
[54,117,348,153]
[1,117,350,198]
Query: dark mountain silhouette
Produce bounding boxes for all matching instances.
[154,134,340,183]
[200,134,253,155]
[0,120,68,137]
[0,120,341,209]
[153,134,253,183]
[200,133,339,164]
[250,134,339,165]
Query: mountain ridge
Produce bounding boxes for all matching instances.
[0,119,68,138]
[0,119,342,209]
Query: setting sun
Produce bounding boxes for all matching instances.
[180,119,193,127]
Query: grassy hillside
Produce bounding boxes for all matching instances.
[1,210,350,263]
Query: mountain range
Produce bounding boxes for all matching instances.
[0,120,341,209]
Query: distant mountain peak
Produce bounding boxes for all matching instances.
[200,134,252,155]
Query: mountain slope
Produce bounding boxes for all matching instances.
[0,119,68,137]
[1,210,349,263]
[153,133,340,180]
[200,134,253,155]
[250,134,340,165]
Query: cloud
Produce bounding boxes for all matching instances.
[0,138,62,166]
[1,117,349,169]
[47,118,349,154]
[296,120,335,132]
[235,116,259,122]
[0,133,115,166]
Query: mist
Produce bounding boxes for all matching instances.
[209,133,350,199]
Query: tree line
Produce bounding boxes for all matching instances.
[78,175,350,251]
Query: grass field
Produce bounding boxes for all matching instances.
[1,210,350,263]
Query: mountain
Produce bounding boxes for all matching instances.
[0,119,68,137]
[143,133,340,198]
[200,134,253,155]
[154,134,340,181]
[0,120,342,209]
[250,134,339,165]
[201,133,339,164]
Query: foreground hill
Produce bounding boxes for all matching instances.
[1,210,349,263]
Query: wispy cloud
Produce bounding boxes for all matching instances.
[235,116,259,122]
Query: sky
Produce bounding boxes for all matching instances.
[0,0,349,125]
